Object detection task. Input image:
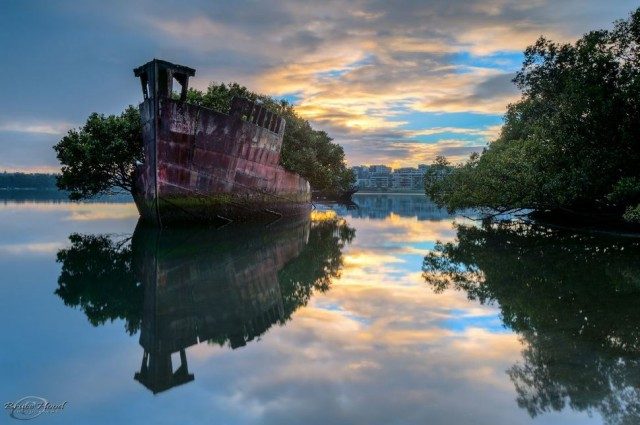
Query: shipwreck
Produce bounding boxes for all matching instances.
[132,59,311,225]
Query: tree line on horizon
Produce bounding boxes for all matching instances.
[0,172,58,190]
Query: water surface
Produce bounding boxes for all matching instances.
[1,194,637,424]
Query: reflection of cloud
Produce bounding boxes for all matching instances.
[171,206,533,424]
[189,268,525,425]
[0,202,138,221]
[451,328,522,361]
[65,204,139,221]
[343,252,405,267]
[0,165,62,173]
[349,214,459,244]
[1,197,601,423]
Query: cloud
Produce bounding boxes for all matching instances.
[342,139,486,166]
[2,0,637,169]
[148,16,231,40]
[409,72,521,115]
[130,1,542,168]
[404,124,502,140]
[0,241,64,254]
[0,120,72,135]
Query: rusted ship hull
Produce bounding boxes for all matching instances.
[132,59,311,225]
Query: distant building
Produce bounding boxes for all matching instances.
[352,166,372,189]
[368,165,392,189]
[351,164,430,192]
[369,165,392,174]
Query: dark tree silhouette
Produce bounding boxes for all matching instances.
[56,233,143,335]
[56,215,355,347]
[278,215,356,319]
[423,222,640,425]
[426,8,640,223]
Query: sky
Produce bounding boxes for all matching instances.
[1,0,638,172]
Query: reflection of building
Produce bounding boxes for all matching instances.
[330,194,453,221]
[352,165,429,191]
[132,218,310,394]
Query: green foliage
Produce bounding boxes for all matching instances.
[55,216,355,347]
[623,203,640,222]
[187,82,356,192]
[423,222,640,424]
[278,216,355,316]
[54,106,142,200]
[426,8,640,222]
[607,176,640,204]
[184,81,258,112]
[55,82,354,200]
[55,233,143,335]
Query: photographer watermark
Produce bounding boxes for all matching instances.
[4,396,67,420]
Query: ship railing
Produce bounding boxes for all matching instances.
[230,97,286,136]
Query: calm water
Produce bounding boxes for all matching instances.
[1,193,638,424]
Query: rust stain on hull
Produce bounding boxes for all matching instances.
[132,59,311,224]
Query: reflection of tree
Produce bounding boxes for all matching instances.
[55,234,143,335]
[422,222,640,425]
[278,215,355,319]
[56,214,354,393]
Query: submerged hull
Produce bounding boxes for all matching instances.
[132,60,311,224]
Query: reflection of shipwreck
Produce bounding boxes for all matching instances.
[55,212,354,395]
[132,59,311,224]
[132,218,310,394]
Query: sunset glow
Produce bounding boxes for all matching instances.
[1,1,637,169]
